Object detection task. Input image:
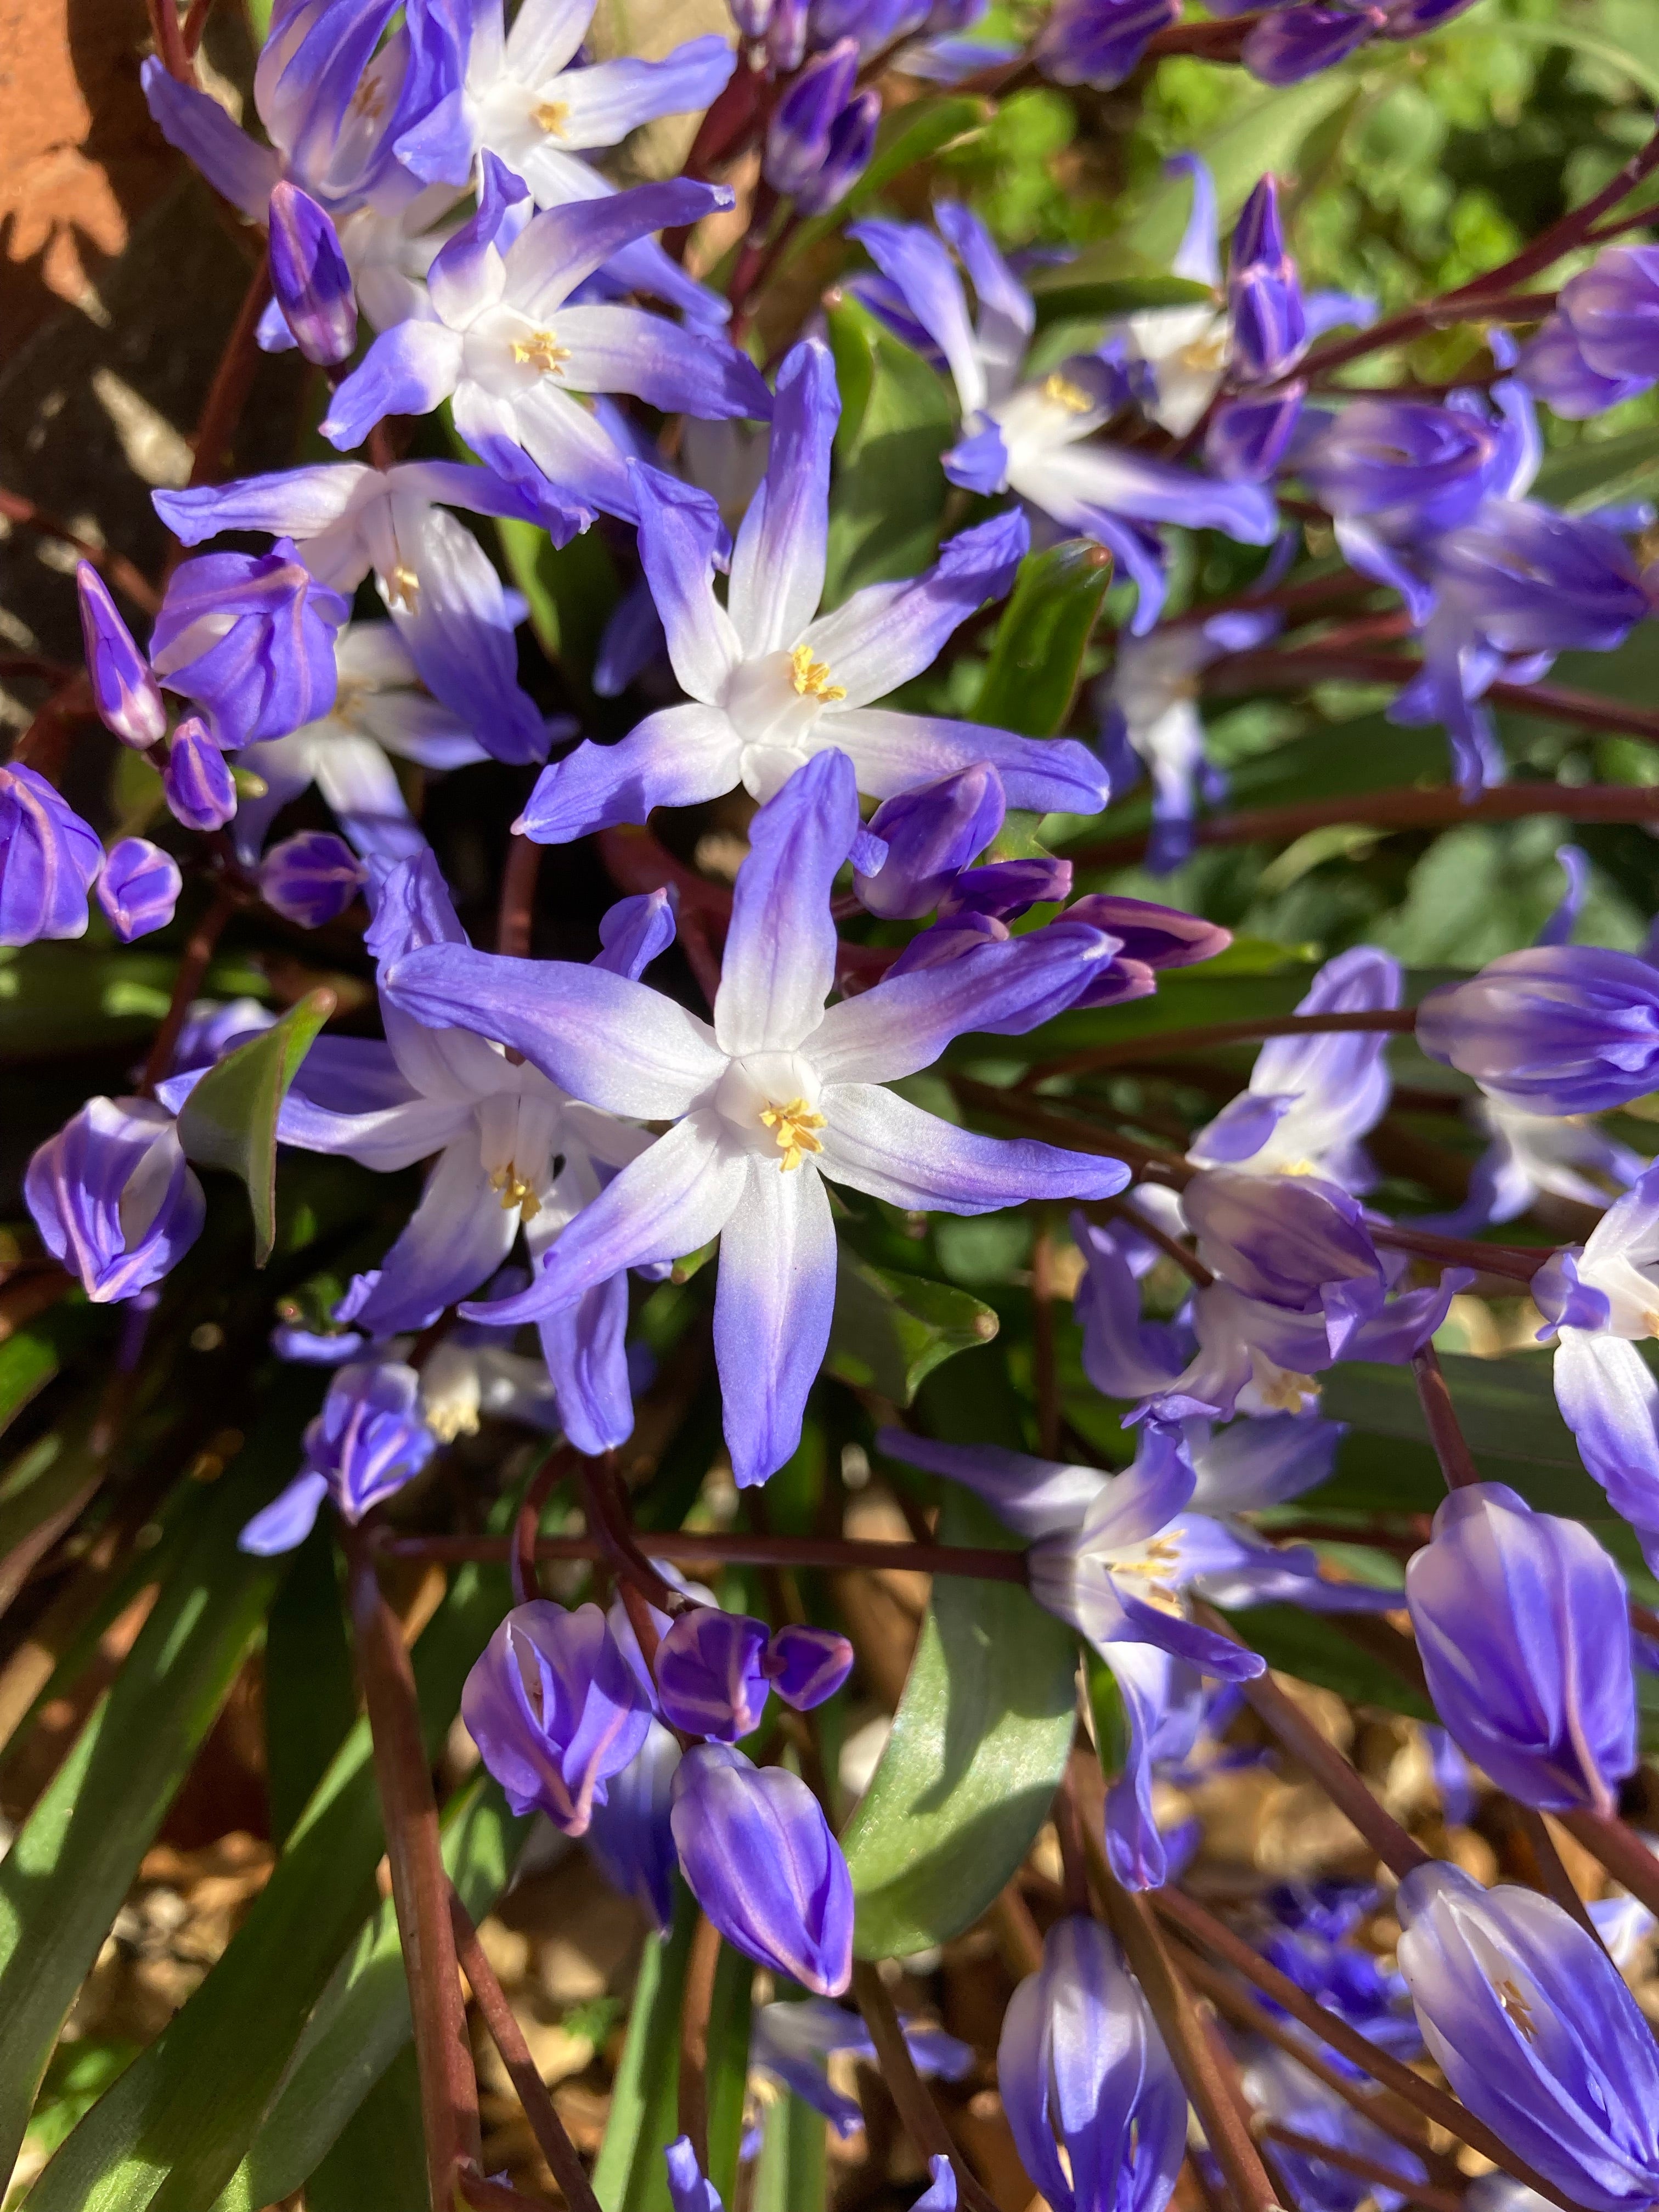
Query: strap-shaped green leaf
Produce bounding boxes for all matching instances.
[1025,272,1216,328]
[975,539,1114,738]
[827,1252,998,1406]
[177,987,336,1266]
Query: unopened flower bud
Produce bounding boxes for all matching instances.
[259,830,364,928]
[26,1096,205,1303]
[95,837,182,943]
[163,717,236,832]
[268,180,358,368]
[764,38,859,197]
[793,88,880,214]
[656,1607,771,1740]
[1227,176,1306,382]
[0,763,103,945]
[76,563,166,748]
[855,764,1006,918]
[764,1623,854,1708]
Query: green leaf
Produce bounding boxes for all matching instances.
[1218,1605,1435,1720]
[0,1299,94,1444]
[1500,14,1659,101]
[30,1556,511,2212]
[823,295,956,603]
[262,1524,356,1850]
[177,988,336,1266]
[1530,422,1659,514]
[496,515,620,692]
[594,1883,697,2212]
[752,2084,827,2212]
[302,2047,427,2212]
[0,946,264,1063]
[1025,272,1216,328]
[707,1932,755,2212]
[826,1254,999,1406]
[0,1384,311,2181]
[974,539,1115,737]
[840,1492,1077,1959]
[214,1778,528,2210]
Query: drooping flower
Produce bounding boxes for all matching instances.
[239,1358,438,1553]
[1405,1482,1636,1817]
[383,750,1130,1485]
[1417,945,1659,1117]
[1188,946,1402,1192]
[156,465,577,769]
[670,1742,854,1993]
[0,764,104,946]
[1395,1864,1659,2212]
[1000,1916,1187,2212]
[461,1599,654,1833]
[518,341,1108,844]
[654,1607,772,1741]
[162,718,238,834]
[267,180,358,365]
[149,544,352,747]
[849,205,1277,631]
[875,1420,1269,1884]
[1520,247,1659,419]
[320,160,768,528]
[26,1096,206,1303]
[95,838,183,943]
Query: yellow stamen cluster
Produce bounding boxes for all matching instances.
[789,644,845,702]
[386,562,421,610]
[488,1165,542,1221]
[1114,1533,1184,1609]
[426,1398,482,1443]
[759,1098,827,1172]
[511,329,572,375]
[533,99,571,136]
[1041,372,1094,414]
[1177,329,1228,373]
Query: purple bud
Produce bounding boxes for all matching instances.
[670,1743,854,1994]
[0,763,103,945]
[1292,398,1506,532]
[1417,946,1659,1116]
[1395,1864,1659,2212]
[887,910,1010,975]
[95,837,182,943]
[769,0,810,67]
[1227,176,1306,383]
[1034,0,1180,89]
[150,543,350,746]
[655,1607,772,1740]
[1555,246,1659,385]
[1242,3,1386,83]
[1379,0,1481,30]
[764,1624,854,1709]
[1406,1483,1635,1818]
[1000,1917,1186,2212]
[76,563,166,749]
[1063,893,1231,969]
[764,38,860,197]
[1517,314,1650,421]
[25,1095,205,1302]
[163,716,236,832]
[259,830,364,927]
[458,1599,654,1834]
[1205,385,1306,480]
[666,2139,726,2212]
[855,765,1007,918]
[732,0,772,37]
[267,180,358,367]
[1429,502,1650,657]
[792,87,880,214]
[941,855,1074,921]
[256,1361,439,1552]
[1186,1167,1381,1312]
[586,1719,682,1931]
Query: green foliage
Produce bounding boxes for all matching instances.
[826,1252,1000,1404]
[975,539,1115,737]
[823,295,956,601]
[177,989,337,1266]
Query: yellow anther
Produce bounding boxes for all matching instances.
[788,644,845,702]
[1257,1366,1321,1413]
[1041,371,1095,413]
[385,562,421,610]
[533,99,571,135]
[426,1398,482,1443]
[1496,1977,1537,2041]
[758,1097,827,1172]
[510,329,572,375]
[1177,329,1228,373]
[488,1165,542,1221]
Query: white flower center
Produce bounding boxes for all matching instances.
[714,1053,826,1169]
[723,648,838,749]
[464,306,570,395]
[476,1087,562,1221]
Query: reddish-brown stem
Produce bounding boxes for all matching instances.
[1152,1888,1583,2212]
[678,1912,723,2175]
[146,0,194,83]
[496,832,541,959]
[1510,1805,1605,1946]
[9,672,94,774]
[1093,1864,1280,2212]
[450,1884,601,2212]
[1017,1007,1418,1090]
[345,1531,480,2209]
[1081,1195,1214,1287]
[1558,1807,1659,1922]
[949,1076,1181,1184]
[139,885,239,1096]
[1197,1609,1433,1880]
[1067,777,1659,871]
[1262,2125,1467,2212]
[1412,1343,1483,1491]
[579,1455,685,1616]
[850,1960,1000,2212]
[0,488,161,616]
[182,0,216,52]
[376,1527,1031,1581]
[512,1444,576,1609]
[180,262,275,499]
